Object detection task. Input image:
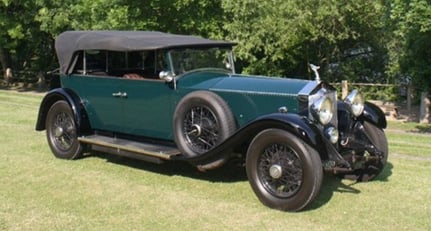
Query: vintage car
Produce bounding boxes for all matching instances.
[36,31,388,211]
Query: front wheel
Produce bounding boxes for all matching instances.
[342,121,389,181]
[246,129,323,212]
[45,100,83,159]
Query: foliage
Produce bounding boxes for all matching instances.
[332,83,400,102]
[0,0,54,73]
[222,0,386,83]
[360,85,399,102]
[29,0,225,78]
[35,0,224,37]
[0,0,430,94]
[387,0,431,91]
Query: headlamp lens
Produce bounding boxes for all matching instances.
[345,90,364,117]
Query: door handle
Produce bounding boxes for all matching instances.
[112,92,122,97]
[112,92,127,98]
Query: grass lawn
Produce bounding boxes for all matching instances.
[0,89,430,230]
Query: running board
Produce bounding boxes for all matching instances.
[78,135,181,163]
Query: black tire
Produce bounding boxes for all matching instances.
[173,91,236,157]
[343,121,388,181]
[46,100,83,159]
[246,129,323,212]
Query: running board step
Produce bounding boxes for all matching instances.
[79,135,181,163]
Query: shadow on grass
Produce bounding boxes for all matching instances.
[89,151,394,210]
[91,151,248,183]
[413,124,431,133]
[307,161,393,211]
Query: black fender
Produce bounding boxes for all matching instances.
[361,101,387,129]
[338,101,387,131]
[35,88,90,134]
[180,113,327,167]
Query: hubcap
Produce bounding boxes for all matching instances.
[183,106,219,153]
[54,127,64,137]
[189,124,202,136]
[258,144,303,198]
[269,164,283,179]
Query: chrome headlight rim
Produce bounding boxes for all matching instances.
[311,96,334,125]
[344,89,365,117]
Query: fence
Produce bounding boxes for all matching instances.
[1,69,47,90]
[335,80,429,123]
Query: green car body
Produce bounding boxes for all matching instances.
[36,31,389,212]
[60,70,308,140]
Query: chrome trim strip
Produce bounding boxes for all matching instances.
[210,88,298,97]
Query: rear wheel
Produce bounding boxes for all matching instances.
[46,100,83,159]
[246,129,323,211]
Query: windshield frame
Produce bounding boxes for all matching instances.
[166,47,235,77]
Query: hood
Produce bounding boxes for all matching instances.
[209,74,313,97]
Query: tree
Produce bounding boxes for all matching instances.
[36,0,224,37]
[1,0,427,95]
[0,0,56,79]
[387,0,431,91]
[35,0,225,73]
[222,0,387,82]
[0,0,28,73]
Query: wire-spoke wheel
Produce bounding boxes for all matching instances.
[246,129,322,212]
[258,143,303,198]
[174,91,236,157]
[183,106,220,153]
[46,100,83,159]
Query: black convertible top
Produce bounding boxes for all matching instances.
[55,31,236,74]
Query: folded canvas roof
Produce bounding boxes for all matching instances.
[55,31,236,74]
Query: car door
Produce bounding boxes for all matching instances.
[121,78,176,140]
[64,75,125,133]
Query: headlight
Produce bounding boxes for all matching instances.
[325,127,339,144]
[344,89,364,117]
[311,96,333,125]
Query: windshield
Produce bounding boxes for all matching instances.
[169,47,234,75]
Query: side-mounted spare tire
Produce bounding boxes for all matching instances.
[173,91,236,157]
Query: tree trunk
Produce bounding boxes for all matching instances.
[37,71,46,91]
[419,92,430,124]
[406,83,413,115]
[0,46,12,77]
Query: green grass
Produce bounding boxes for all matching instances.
[387,121,431,133]
[386,121,431,158]
[0,89,430,230]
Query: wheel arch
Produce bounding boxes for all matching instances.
[361,101,387,129]
[183,113,325,167]
[35,88,90,134]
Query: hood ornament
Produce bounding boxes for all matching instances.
[309,64,320,82]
